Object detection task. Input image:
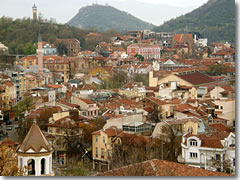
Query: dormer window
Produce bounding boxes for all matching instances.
[189,139,197,146]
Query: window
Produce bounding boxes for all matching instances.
[189,140,198,146]
[220,106,223,110]
[96,136,98,142]
[233,158,235,166]
[96,147,98,157]
[103,136,105,143]
[49,128,52,133]
[101,148,104,158]
[215,105,219,109]
[190,152,198,158]
[216,154,221,161]
[187,127,193,134]
[117,139,121,145]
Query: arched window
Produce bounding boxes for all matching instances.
[41,158,46,175]
[19,158,23,168]
[27,159,35,175]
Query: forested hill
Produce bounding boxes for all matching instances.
[0,17,105,55]
[67,4,155,32]
[152,0,235,43]
[0,17,90,54]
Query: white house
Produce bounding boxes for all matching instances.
[178,131,235,174]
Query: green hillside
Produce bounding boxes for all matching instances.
[0,17,110,55]
[153,0,235,43]
[67,4,155,32]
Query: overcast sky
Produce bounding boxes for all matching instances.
[0,0,208,26]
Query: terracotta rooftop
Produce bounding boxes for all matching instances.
[148,97,168,105]
[92,127,122,137]
[1,137,18,146]
[184,131,230,149]
[177,72,216,85]
[47,116,78,128]
[98,159,231,176]
[209,123,232,133]
[17,123,53,153]
[79,98,94,104]
[173,34,193,44]
[47,84,62,89]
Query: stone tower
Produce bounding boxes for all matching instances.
[32,4,37,21]
[16,122,54,176]
[37,33,43,77]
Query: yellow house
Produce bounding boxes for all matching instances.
[92,127,122,172]
[167,117,203,135]
[15,56,37,68]
[0,81,17,110]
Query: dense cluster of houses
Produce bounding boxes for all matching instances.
[0,29,235,176]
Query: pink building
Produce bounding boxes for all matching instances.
[127,43,161,60]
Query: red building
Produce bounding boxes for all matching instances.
[127,43,161,60]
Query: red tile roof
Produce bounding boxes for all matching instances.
[184,131,230,149]
[148,97,168,105]
[209,123,232,133]
[79,98,94,104]
[47,116,78,128]
[1,137,18,146]
[177,72,215,85]
[4,81,14,87]
[173,34,193,44]
[47,84,62,89]
[98,159,231,176]
[92,128,122,137]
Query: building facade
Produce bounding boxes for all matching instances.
[127,43,161,60]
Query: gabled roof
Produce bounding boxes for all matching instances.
[176,72,215,85]
[173,34,193,44]
[17,123,52,153]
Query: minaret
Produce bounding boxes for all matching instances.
[37,33,43,77]
[32,4,37,21]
